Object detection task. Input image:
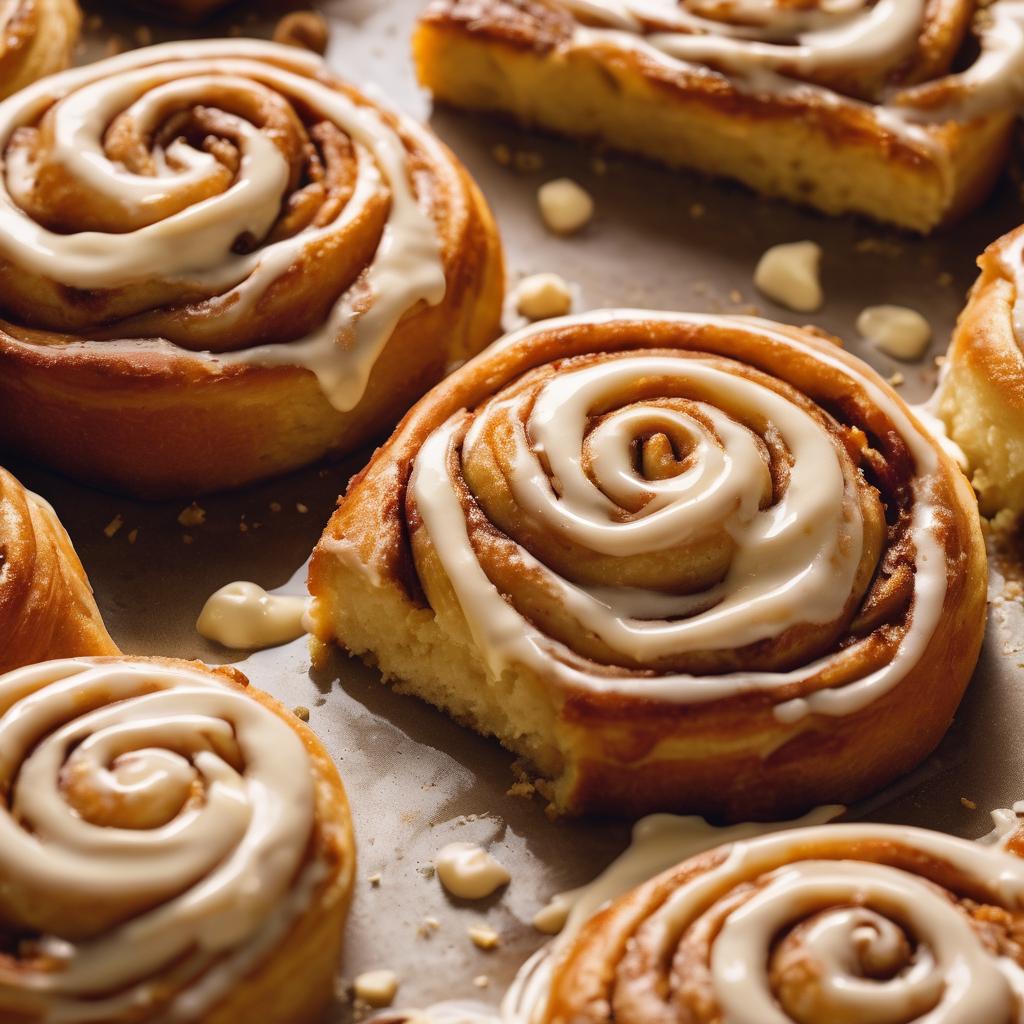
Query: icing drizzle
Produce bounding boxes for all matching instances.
[0,658,321,1022]
[0,39,447,412]
[407,310,950,722]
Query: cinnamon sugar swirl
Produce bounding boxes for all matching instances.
[308,310,986,818]
[529,814,1024,1024]
[0,39,504,497]
[0,656,354,1023]
[414,0,1022,232]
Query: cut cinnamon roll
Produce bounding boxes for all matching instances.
[414,0,1022,232]
[0,466,116,671]
[533,817,1024,1024]
[308,310,987,818]
[0,656,355,1023]
[937,223,1024,517]
[0,0,80,101]
[0,39,504,498]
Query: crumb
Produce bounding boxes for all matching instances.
[689,202,705,218]
[177,503,206,528]
[419,864,436,879]
[368,873,382,887]
[728,289,742,304]
[353,970,399,1008]
[273,10,330,53]
[754,241,823,313]
[468,926,501,951]
[239,522,249,533]
[513,150,544,173]
[473,976,490,989]
[270,501,282,513]
[514,273,573,320]
[507,781,536,799]
[888,372,905,386]
[182,534,194,545]
[934,354,947,367]
[937,271,955,288]
[103,515,124,539]
[128,529,138,545]
[961,797,977,810]
[417,916,441,938]
[538,178,594,235]
[292,705,310,722]
[296,502,309,514]
[491,143,512,166]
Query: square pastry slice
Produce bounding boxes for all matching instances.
[414,0,1021,232]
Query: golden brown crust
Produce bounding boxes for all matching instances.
[937,224,1024,515]
[414,0,1013,232]
[0,44,504,498]
[542,827,1024,1024]
[0,0,80,101]
[0,655,355,1024]
[309,312,987,819]
[0,466,117,671]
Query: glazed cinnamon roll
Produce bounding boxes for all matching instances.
[414,0,1022,232]
[0,0,80,101]
[0,656,354,1024]
[308,310,987,818]
[0,466,116,670]
[533,818,1024,1024]
[937,223,1024,517]
[0,39,504,498]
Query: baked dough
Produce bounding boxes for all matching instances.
[308,310,987,819]
[0,0,80,101]
[0,465,116,671]
[414,0,1019,232]
[937,223,1024,516]
[0,39,504,497]
[0,656,355,1023]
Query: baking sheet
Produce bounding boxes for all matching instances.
[9,0,1024,1015]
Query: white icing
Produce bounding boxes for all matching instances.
[0,658,320,1023]
[436,843,511,900]
[408,310,948,722]
[553,0,1024,137]
[753,240,823,313]
[0,39,447,412]
[510,808,1024,1024]
[196,581,308,650]
[857,304,932,361]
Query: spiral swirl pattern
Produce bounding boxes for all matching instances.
[405,311,970,721]
[0,658,332,1022]
[539,821,1024,1024]
[0,39,450,412]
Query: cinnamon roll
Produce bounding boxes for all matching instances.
[0,656,355,1023]
[937,223,1024,517]
[0,466,116,671]
[534,818,1024,1024]
[0,0,79,101]
[0,39,504,498]
[307,310,987,819]
[414,0,1022,232]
